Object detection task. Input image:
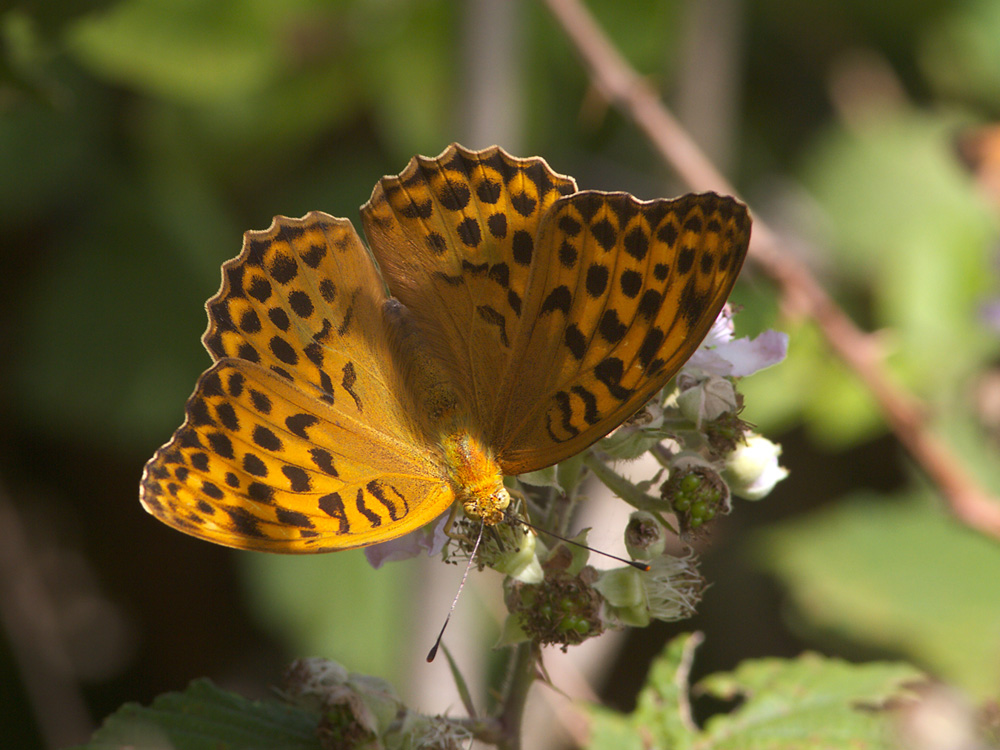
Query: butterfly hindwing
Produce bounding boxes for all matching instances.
[493,192,751,473]
[140,213,454,552]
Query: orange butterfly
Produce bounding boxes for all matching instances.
[141,144,750,552]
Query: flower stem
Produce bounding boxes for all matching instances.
[495,641,537,750]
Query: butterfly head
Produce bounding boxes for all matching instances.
[459,482,510,526]
[441,430,510,526]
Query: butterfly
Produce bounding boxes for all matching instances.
[140,144,750,553]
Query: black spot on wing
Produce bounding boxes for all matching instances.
[586,264,609,297]
[309,448,338,476]
[318,493,349,533]
[590,218,616,251]
[620,269,642,298]
[367,480,408,522]
[598,310,626,343]
[269,253,298,284]
[286,413,318,439]
[224,507,265,538]
[570,385,600,425]
[342,362,362,413]
[282,465,311,492]
[355,488,381,527]
[456,217,481,248]
[541,286,572,315]
[252,425,282,451]
[275,507,314,529]
[243,453,268,477]
[547,391,579,443]
[564,324,586,360]
[594,357,632,401]
[476,305,510,347]
[207,432,235,460]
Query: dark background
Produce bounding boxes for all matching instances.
[2,1,999,747]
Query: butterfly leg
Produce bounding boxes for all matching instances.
[442,502,475,545]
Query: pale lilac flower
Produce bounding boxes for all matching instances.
[684,306,788,377]
[364,514,448,568]
[981,299,1000,332]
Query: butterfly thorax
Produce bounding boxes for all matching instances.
[441,431,510,525]
[384,298,510,524]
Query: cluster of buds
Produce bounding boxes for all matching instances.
[282,658,471,749]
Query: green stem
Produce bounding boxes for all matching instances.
[495,642,537,750]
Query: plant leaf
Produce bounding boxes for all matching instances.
[584,633,923,750]
[77,678,322,750]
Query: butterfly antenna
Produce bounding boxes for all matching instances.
[426,521,485,663]
[508,512,650,572]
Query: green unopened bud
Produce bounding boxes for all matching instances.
[662,455,730,535]
[491,527,543,583]
[723,433,788,500]
[624,511,666,560]
[596,554,704,628]
[594,566,649,627]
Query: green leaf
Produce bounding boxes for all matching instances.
[557,452,587,496]
[922,0,1000,106]
[77,678,322,750]
[753,490,1000,698]
[696,655,923,749]
[586,633,697,749]
[585,633,923,750]
[516,465,562,490]
[440,644,478,719]
[68,0,284,104]
[584,453,662,511]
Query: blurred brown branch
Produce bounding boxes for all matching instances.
[543,0,1000,540]
[0,484,94,748]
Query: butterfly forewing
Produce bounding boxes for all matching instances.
[361,144,577,424]
[140,214,455,552]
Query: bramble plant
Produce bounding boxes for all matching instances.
[86,307,798,749]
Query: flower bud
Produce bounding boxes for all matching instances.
[490,526,543,584]
[595,566,649,626]
[723,433,789,500]
[661,454,731,534]
[676,374,739,426]
[624,511,667,560]
[596,554,704,628]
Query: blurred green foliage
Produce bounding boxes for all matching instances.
[3,0,1000,748]
[754,490,1000,698]
[587,633,922,750]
